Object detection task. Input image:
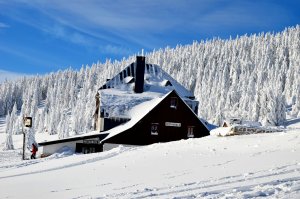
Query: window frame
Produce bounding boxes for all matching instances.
[187,126,195,138]
[170,97,178,109]
[151,123,159,135]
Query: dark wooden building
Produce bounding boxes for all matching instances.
[102,90,209,146]
[39,56,209,156]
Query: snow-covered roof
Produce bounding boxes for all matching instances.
[100,91,171,143]
[98,61,197,118]
[210,125,283,137]
[38,131,109,146]
[222,118,262,127]
[99,89,163,118]
[99,63,194,99]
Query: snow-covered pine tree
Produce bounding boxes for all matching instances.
[58,110,69,139]
[10,102,20,135]
[0,25,300,134]
[3,113,14,150]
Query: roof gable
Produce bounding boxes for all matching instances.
[99,62,194,99]
[102,90,208,143]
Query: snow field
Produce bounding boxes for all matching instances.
[0,130,300,198]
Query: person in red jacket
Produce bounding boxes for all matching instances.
[31,143,38,159]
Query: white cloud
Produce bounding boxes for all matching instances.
[0,22,9,28]
[0,69,29,83]
[2,0,187,48]
[191,1,290,33]
[0,44,62,71]
[42,24,93,46]
[100,45,133,56]
[0,0,296,52]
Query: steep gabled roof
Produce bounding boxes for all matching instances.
[97,58,199,119]
[99,62,194,99]
[101,90,208,143]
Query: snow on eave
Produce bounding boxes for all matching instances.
[100,91,173,143]
[222,118,262,127]
[210,125,283,137]
[38,131,109,146]
[123,76,134,84]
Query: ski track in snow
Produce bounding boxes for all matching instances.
[0,129,300,198]
[104,163,300,199]
[0,146,135,180]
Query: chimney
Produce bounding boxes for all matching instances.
[134,56,145,93]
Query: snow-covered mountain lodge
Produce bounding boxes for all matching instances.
[39,56,209,155]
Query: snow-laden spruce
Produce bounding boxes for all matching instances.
[0,25,300,139]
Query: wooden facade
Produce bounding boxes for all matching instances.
[39,90,209,156]
[103,90,209,145]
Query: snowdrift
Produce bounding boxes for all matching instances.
[210,125,283,136]
[0,129,300,198]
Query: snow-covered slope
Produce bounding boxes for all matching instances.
[0,129,300,198]
[2,26,300,139]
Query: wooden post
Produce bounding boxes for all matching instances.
[22,116,32,160]
[22,130,25,160]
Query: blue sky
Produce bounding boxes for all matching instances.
[0,0,299,75]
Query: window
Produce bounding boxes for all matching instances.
[151,123,159,135]
[187,126,194,138]
[82,147,95,154]
[170,97,178,109]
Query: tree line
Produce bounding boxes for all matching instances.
[1,25,300,149]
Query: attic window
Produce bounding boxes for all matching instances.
[187,126,194,138]
[164,80,172,87]
[151,123,159,135]
[170,97,178,109]
[222,122,228,127]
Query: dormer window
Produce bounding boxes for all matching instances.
[151,123,159,135]
[170,97,178,109]
[165,80,172,87]
[162,80,173,87]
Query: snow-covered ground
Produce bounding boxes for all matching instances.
[0,120,300,198]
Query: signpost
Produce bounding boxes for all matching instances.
[22,117,32,160]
